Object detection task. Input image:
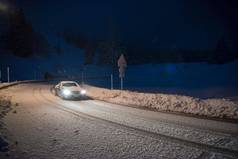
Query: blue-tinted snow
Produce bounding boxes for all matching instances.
[1,35,238,98]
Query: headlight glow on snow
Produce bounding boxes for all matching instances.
[80,89,86,95]
[63,89,71,96]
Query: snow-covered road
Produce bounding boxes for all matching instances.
[1,83,238,158]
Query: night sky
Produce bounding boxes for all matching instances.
[15,0,238,50]
[0,0,238,86]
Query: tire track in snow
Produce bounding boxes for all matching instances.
[35,86,238,158]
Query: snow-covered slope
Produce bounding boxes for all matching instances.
[1,51,238,98]
[85,61,238,99]
[1,33,238,99]
[0,35,85,81]
[123,62,238,98]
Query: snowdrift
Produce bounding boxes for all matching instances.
[84,85,238,120]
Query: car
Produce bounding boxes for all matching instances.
[53,81,86,99]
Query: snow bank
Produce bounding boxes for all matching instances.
[84,85,238,120]
[0,95,12,154]
[0,82,19,90]
[0,81,44,90]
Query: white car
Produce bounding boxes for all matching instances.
[53,81,86,99]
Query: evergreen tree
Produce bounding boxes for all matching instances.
[4,8,50,57]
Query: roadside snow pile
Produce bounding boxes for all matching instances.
[0,82,18,89]
[0,96,12,118]
[84,85,238,120]
[0,95,12,153]
[0,81,41,90]
[0,83,10,88]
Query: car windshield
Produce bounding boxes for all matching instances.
[62,83,77,87]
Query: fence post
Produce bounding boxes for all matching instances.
[7,67,10,83]
[120,77,123,90]
[81,71,84,84]
[111,74,113,90]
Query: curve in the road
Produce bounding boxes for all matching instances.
[32,85,238,158]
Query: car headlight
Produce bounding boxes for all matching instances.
[63,89,71,96]
[80,89,86,95]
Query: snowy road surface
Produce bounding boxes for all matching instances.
[1,83,238,159]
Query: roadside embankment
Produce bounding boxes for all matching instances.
[84,85,238,120]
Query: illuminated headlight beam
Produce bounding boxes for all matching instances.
[63,89,71,96]
[80,89,86,95]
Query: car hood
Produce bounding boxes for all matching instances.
[62,87,81,91]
